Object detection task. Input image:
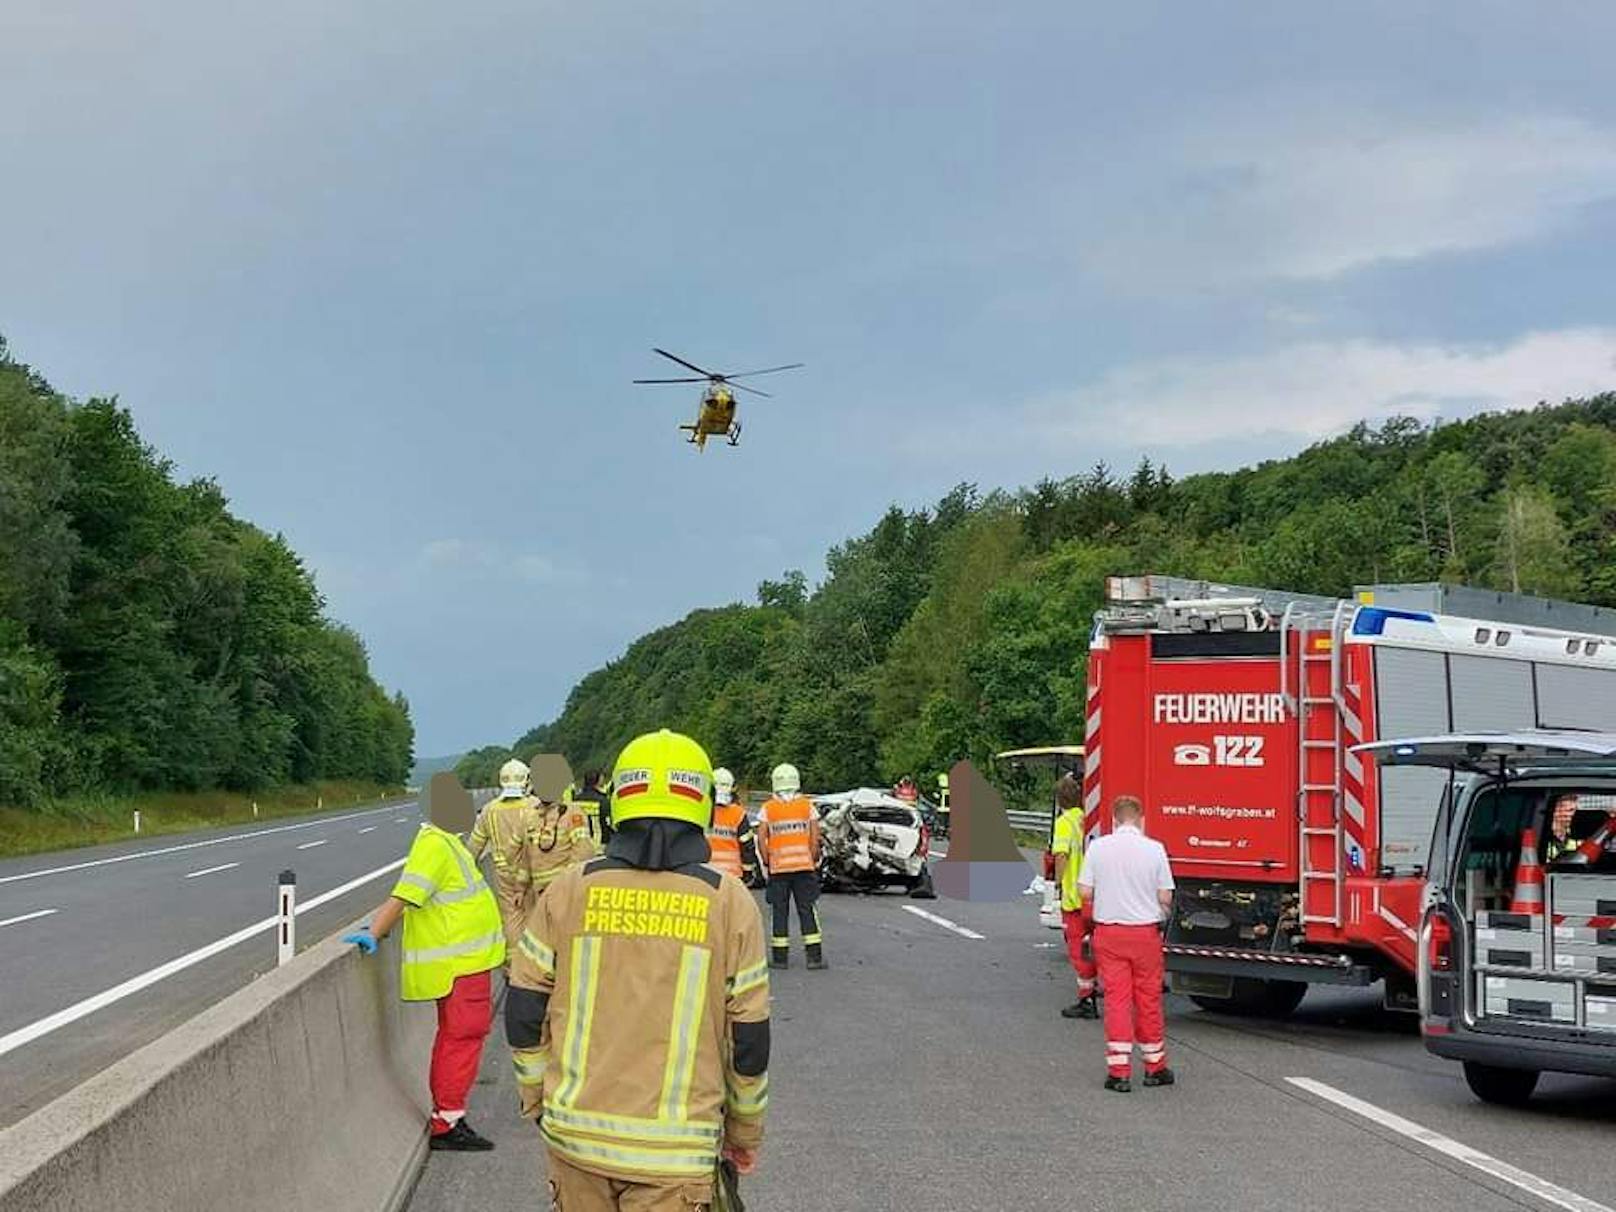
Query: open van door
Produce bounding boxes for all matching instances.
[1355,731,1616,773]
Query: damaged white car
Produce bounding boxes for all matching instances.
[812,788,937,899]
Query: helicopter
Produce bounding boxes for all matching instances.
[633,348,803,449]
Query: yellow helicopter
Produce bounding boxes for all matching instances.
[633,348,803,449]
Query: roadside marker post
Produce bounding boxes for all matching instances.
[133,811,141,835]
[277,870,297,966]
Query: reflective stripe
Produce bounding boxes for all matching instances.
[727,961,768,997]
[555,937,601,1109]
[541,1122,713,1178]
[434,877,491,905]
[513,1049,549,1086]
[545,1105,721,1145]
[770,936,789,948]
[404,931,503,965]
[519,931,556,976]
[802,932,823,945]
[396,872,437,899]
[726,1074,769,1117]
[659,946,710,1123]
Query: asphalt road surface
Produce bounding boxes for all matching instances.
[409,875,1616,1212]
[0,796,450,1126]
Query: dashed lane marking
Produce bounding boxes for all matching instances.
[901,904,985,940]
[358,826,378,834]
[0,909,59,930]
[0,803,404,886]
[0,857,406,1059]
[184,862,240,880]
[296,840,329,851]
[1286,1077,1613,1212]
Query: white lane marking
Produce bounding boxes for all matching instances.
[394,816,409,823]
[1286,1077,1613,1212]
[0,803,404,886]
[184,862,240,880]
[0,857,405,1059]
[358,826,378,835]
[0,909,59,930]
[296,840,328,851]
[901,904,985,940]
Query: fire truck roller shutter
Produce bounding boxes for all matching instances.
[1375,648,1455,873]
[1448,654,1536,733]
[1536,662,1616,731]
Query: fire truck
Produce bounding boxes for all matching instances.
[1083,574,1616,1015]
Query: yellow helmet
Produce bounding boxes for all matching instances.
[771,763,801,796]
[611,729,715,829]
[498,757,531,799]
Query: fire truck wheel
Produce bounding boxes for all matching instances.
[1189,978,1307,1018]
[1462,1061,1540,1107]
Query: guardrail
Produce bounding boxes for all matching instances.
[1005,809,1052,832]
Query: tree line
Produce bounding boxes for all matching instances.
[459,392,1616,793]
[0,336,413,806]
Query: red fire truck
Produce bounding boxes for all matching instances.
[1082,574,1616,1015]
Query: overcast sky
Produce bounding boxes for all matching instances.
[4,2,1616,756]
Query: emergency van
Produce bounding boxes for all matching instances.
[1083,575,1616,1015]
[1357,732,1616,1104]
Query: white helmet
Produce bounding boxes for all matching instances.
[771,763,801,797]
[713,767,736,803]
[498,758,531,799]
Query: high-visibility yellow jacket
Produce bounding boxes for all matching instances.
[390,824,505,1001]
[1050,806,1086,912]
[507,859,770,1183]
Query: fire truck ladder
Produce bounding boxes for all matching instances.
[1281,601,1354,928]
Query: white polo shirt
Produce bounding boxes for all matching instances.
[1079,824,1174,925]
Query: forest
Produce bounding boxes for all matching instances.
[460,391,1616,793]
[0,336,413,809]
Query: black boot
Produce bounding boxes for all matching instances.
[1060,997,1098,1020]
[806,943,827,970]
[769,946,789,970]
[1142,1067,1176,1088]
[1103,1076,1132,1094]
[430,1120,495,1151]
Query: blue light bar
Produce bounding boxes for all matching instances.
[1353,606,1436,636]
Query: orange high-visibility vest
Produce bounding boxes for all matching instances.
[707,802,748,879]
[760,796,817,874]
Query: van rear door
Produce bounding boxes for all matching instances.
[1355,731,1616,773]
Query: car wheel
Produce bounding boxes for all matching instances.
[908,869,937,899]
[1462,1061,1539,1107]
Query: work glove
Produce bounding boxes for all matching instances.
[343,927,378,954]
[721,1143,758,1176]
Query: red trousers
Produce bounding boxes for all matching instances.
[429,970,493,1134]
[1092,924,1167,1077]
[1060,910,1098,997]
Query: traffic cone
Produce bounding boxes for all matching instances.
[1560,811,1616,868]
[1509,827,1545,915]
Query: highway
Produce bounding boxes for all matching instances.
[0,797,440,1126]
[410,880,1616,1212]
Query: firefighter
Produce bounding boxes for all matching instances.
[345,773,505,1149]
[1077,794,1176,1093]
[505,729,770,1210]
[935,770,950,839]
[569,768,612,846]
[1051,773,1098,1020]
[525,758,595,901]
[756,762,824,970]
[469,758,540,946]
[707,767,758,883]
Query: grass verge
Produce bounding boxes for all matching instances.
[0,781,408,860]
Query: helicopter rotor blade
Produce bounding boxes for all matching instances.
[730,381,773,399]
[632,377,708,384]
[651,348,720,379]
[724,363,805,380]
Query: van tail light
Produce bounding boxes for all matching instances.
[1428,913,1454,973]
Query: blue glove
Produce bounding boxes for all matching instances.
[343,928,378,955]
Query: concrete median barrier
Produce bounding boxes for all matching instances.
[0,929,435,1212]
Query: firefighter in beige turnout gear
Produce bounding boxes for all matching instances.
[506,729,769,1211]
[470,759,542,945]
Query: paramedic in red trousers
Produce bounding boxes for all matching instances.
[344,773,506,1149]
[1077,794,1175,1093]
